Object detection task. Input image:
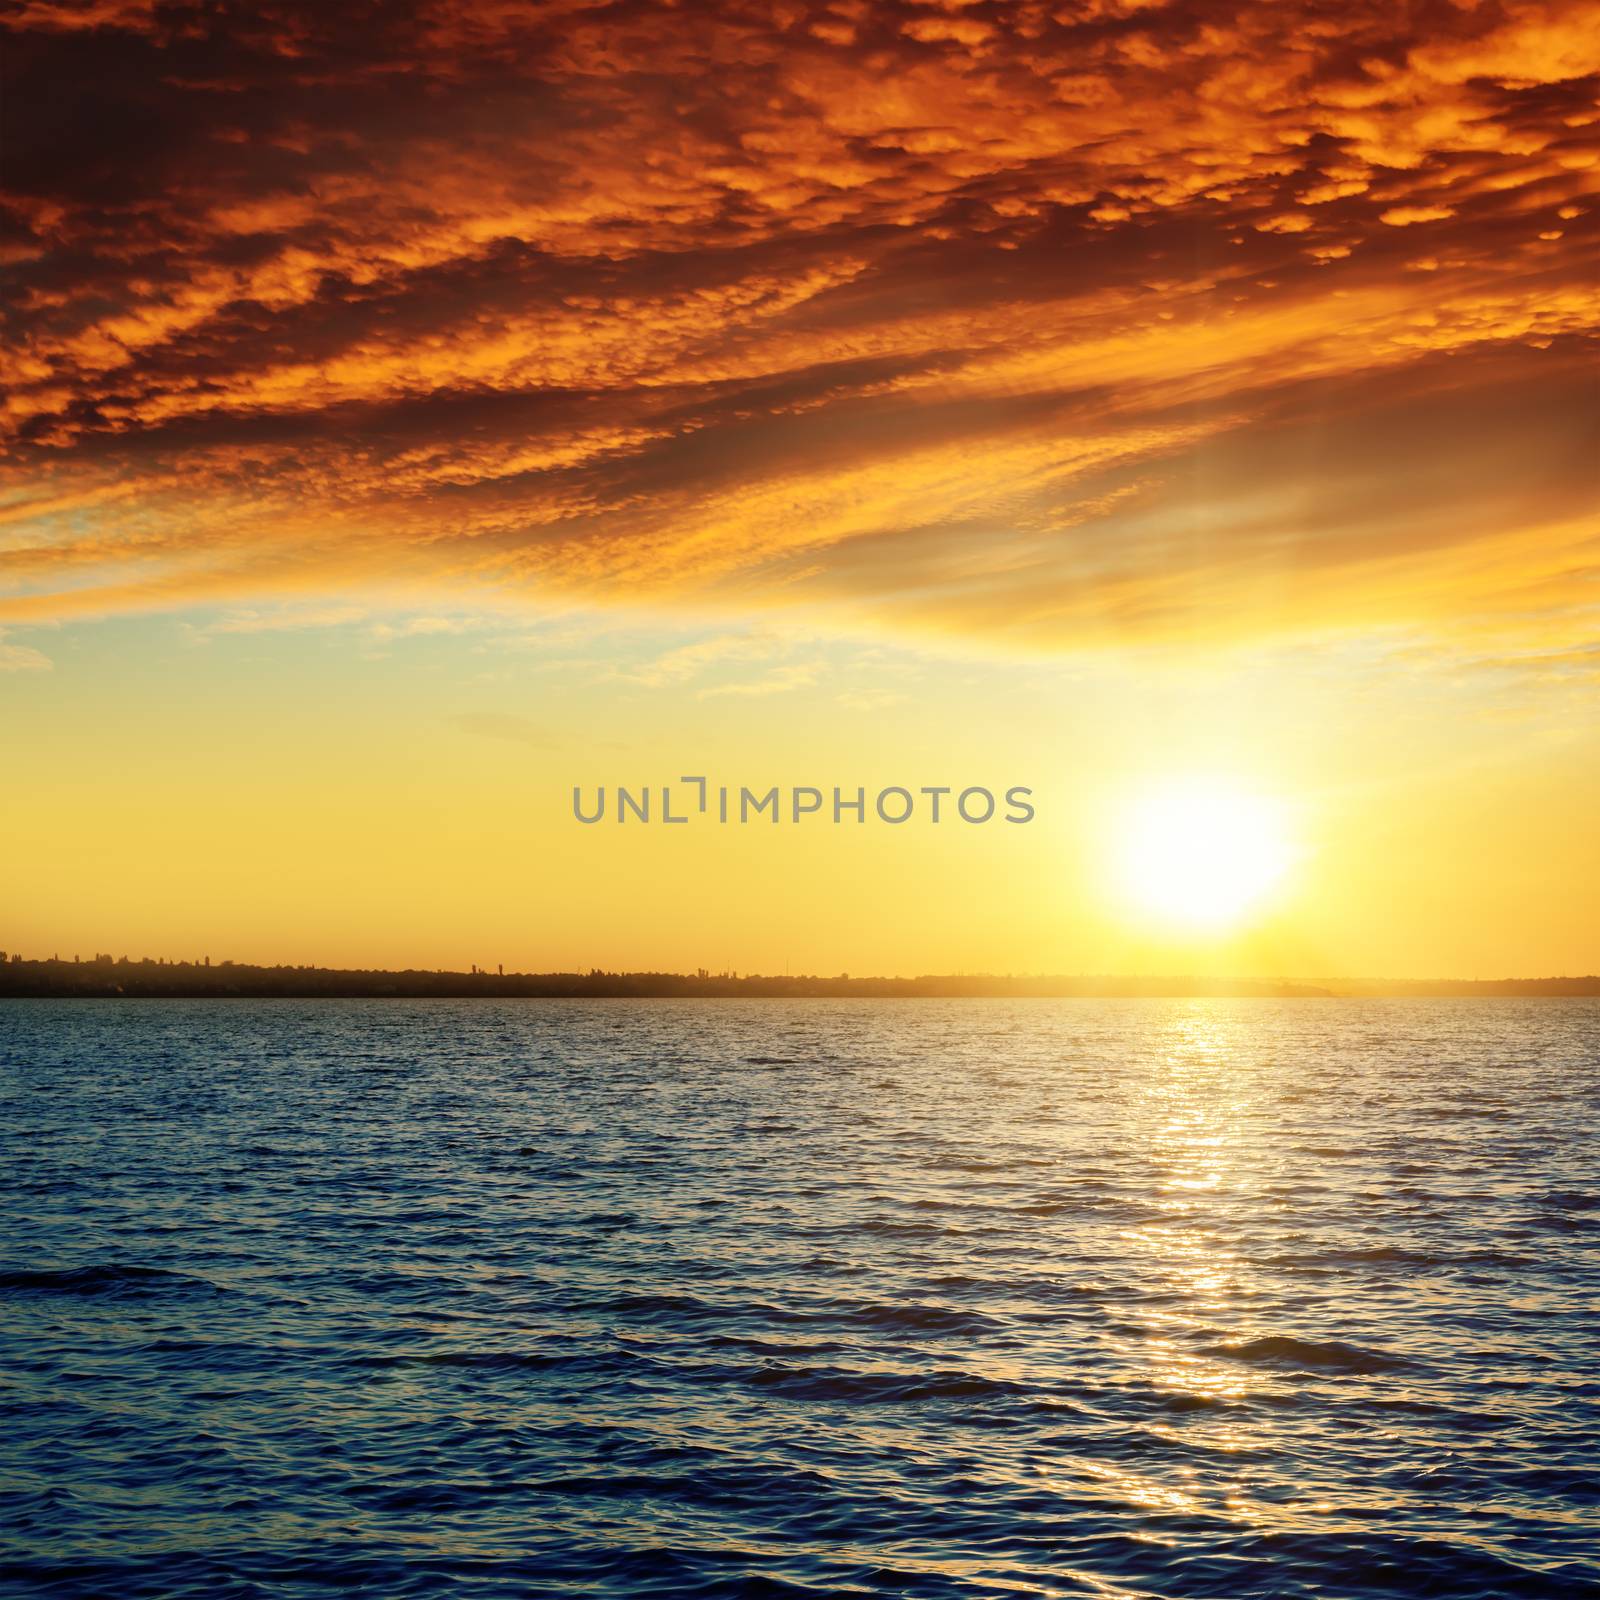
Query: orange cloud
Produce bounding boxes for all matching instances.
[1,0,1597,657]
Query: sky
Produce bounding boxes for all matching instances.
[2,0,1597,977]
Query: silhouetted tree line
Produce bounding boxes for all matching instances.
[0,953,1596,998]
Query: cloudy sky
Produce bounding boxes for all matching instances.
[2,0,1597,976]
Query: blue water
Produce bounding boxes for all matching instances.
[1,999,1597,1598]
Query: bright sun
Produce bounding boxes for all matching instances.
[1117,776,1296,931]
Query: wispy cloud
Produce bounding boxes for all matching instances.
[194,606,370,637]
[698,662,822,699]
[619,633,780,689]
[0,630,51,672]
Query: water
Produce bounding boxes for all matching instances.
[1,999,1597,1599]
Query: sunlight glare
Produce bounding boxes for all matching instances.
[1118,776,1295,931]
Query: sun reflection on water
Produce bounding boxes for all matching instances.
[1122,1010,1278,1509]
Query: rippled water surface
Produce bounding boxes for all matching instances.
[2,999,1598,1598]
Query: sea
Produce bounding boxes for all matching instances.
[1,999,1596,1598]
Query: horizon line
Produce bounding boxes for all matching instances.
[2,951,1597,998]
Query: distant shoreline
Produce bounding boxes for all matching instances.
[1,957,1595,1000]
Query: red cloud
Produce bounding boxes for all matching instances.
[1,1,1596,654]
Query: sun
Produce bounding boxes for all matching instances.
[1116,776,1296,931]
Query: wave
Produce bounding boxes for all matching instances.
[1201,1335,1416,1374]
[1270,1244,1534,1271]
[0,1264,223,1299]
[352,1348,569,1372]
[587,1291,1007,1339]
[741,1362,1030,1404]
